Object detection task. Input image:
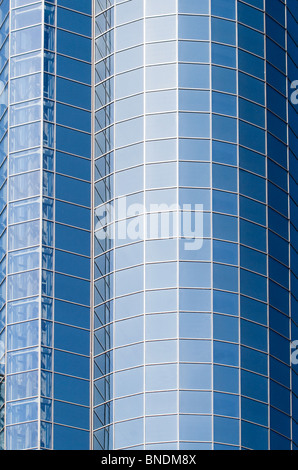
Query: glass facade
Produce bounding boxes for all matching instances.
[1,0,92,450]
[0,0,9,450]
[0,0,297,450]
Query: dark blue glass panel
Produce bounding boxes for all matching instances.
[56,152,91,181]
[57,0,92,15]
[55,274,90,306]
[54,424,89,450]
[241,421,268,450]
[56,126,91,159]
[56,77,91,110]
[56,174,91,207]
[54,373,89,406]
[56,103,91,133]
[57,7,91,37]
[57,54,91,84]
[55,299,90,329]
[55,223,90,256]
[54,350,89,380]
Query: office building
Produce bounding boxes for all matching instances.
[0,0,297,450]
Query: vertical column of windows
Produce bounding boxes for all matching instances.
[237,0,269,450]
[144,0,178,451]
[0,0,9,450]
[112,0,145,450]
[39,0,56,450]
[93,0,114,451]
[211,0,239,450]
[265,0,292,450]
[287,0,298,450]
[52,0,92,450]
[177,0,212,451]
[5,0,43,450]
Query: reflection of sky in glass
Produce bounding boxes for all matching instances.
[0,0,296,452]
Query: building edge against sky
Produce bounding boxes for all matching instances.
[0,0,297,450]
